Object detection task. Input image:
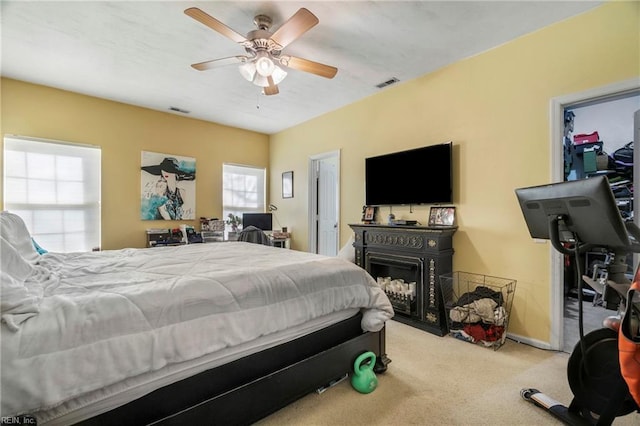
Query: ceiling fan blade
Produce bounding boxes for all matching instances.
[191,56,247,71]
[270,8,318,49]
[280,56,337,79]
[264,76,279,96]
[185,7,246,44]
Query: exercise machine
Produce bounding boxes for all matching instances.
[515,176,640,425]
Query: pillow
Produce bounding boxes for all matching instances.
[1,236,41,328]
[1,236,34,282]
[336,235,356,263]
[32,238,48,255]
[0,211,39,262]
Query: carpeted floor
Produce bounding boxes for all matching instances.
[257,319,638,425]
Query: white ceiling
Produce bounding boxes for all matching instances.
[1,1,602,135]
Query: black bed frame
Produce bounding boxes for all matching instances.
[77,313,389,426]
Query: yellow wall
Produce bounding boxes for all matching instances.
[269,2,640,343]
[0,79,270,249]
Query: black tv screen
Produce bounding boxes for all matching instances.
[365,142,453,206]
[515,176,629,248]
[242,213,273,231]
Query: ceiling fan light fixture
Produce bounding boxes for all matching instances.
[252,74,270,88]
[271,66,287,84]
[238,61,256,82]
[240,52,286,88]
[252,65,286,87]
[255,52,275,77]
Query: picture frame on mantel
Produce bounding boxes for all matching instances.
[362,205,377,223]
[282,171,293,198]
[428,206,455,226]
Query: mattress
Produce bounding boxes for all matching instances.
[1,242,393,420]
[36,309,359,425]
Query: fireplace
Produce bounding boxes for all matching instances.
[367,253,421,317]
[349,224,456,336]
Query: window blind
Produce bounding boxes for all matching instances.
[222,164,266,224]
[3,136,101,252]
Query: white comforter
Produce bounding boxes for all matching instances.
[1,242,393,416]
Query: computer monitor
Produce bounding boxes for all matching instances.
[515,176,629,249]
[242,213,273,231]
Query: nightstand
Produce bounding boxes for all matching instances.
[270,232,291,249]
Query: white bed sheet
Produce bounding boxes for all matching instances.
[1,242,393,419]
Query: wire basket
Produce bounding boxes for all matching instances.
[440,271,516,350]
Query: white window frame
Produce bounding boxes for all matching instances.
[222,163,266,228]
[3,135,101,252]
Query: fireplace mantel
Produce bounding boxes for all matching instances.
[349,224,456,336]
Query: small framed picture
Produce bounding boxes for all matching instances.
[428,207,455,226]
[282,171,293,198]
[362,206,376,222]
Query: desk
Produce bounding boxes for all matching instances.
[201,231,224,243]
[271,237,290,249]
[201,230,289,248]
[269,231,291,249]
[146,229,186,247]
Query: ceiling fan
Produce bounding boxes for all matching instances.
[185,7,338,96]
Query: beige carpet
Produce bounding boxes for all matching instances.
[257,320,638,425]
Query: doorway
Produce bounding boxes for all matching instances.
[308,150,340,256]
[550,78,640,351]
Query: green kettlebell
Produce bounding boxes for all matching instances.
[351,351,378,394]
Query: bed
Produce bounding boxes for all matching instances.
[0,211,394,425]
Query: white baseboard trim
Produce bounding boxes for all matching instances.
[506,332,554,351]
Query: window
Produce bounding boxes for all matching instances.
[222,164,265,227]
[3,136,101,252]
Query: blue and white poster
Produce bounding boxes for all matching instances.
[141,151,196,220]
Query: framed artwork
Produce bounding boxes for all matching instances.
[140,151,196,220]
[428,207,455,227]
[282,171,293,198]
[362,205,376,222]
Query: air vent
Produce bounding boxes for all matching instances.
[169,106,190,114]
[375,77,399,89]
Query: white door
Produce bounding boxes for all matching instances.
[309,151,340,255]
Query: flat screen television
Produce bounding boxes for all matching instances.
[242,213,273,231]
[365,142,452,206]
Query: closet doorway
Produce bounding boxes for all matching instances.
[550,79,640,352]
